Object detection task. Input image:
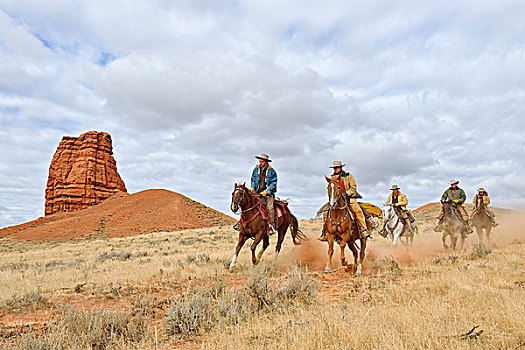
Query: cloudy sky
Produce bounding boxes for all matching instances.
[1,1,525,228]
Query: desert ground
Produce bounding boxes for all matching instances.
[0,205,524,349]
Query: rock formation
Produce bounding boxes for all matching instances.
[45,131,127,215]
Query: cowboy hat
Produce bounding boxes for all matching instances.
[329,160,345,168]
[450,179,459,185]
[390,185,400,190]
[478,187,485,192]
[255,153,272,162]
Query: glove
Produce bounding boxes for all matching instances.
[248,188,254,193]
[453,199,459,203]
[260,191,268,197]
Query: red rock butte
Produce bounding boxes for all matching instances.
[45,131,127,215]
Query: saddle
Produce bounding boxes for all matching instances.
[259,199,288,220]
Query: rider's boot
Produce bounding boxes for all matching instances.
[317,229,328,242]
[465,222,474,234]
[491,217,499,228]
[359,226,371,239]
[433,220,443,232]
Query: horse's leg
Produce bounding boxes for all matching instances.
[256,234,270,265]
[347,240,359,274]
[340,229,349,267]
[451,233,458,251]
[486,226,492,245]
[325,234,335,273]
[230,234,247,269]
[392,226,402,247]
[356,238,367,276]
[442,232,449,250]
[476,226,483,243]
[274,217,287,261]
[251,231,265,265]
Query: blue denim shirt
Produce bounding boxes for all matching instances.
[250,165,277,194]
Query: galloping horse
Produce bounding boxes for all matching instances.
[382,203,417,246]
[471,197,492,244]
[440,202,467,251]
[229,183,305,269]
[322,176,368,276]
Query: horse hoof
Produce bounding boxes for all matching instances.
[341,260,348,267]
[355,271,362,277]
[324,268,332,274]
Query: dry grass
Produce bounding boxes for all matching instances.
[0,210,524,349]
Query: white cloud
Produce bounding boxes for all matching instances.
[1,1,525,227]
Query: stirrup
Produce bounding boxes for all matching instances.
[268,224,277,236]
[233,222,240,231]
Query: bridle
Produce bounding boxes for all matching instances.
[327,180,350,230]
[383,204,400,232]
[231,187,263,214]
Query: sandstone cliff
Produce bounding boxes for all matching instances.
[45,131,127,215]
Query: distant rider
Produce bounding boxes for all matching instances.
[380,185,414,236]
[472,188,498,227]
[434,179,473,234]
[249,153,278,234]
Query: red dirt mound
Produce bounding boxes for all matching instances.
[0,189,235,241]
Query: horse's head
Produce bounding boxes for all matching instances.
[325,175,343,209]
[383,202,395,221]
[475,195,485,209]
[231,182,247,213]
[442,201,454,216]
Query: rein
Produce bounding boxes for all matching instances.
[327,195,350,230]
[233,188,264,229]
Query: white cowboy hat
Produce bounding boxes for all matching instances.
[390,185,400,190]
[329,160,345,168]
[255,153,272,162]
[478,187,485,192]
[450,179,459,185]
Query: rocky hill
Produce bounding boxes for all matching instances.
[45,131,127,215]
[1,189,235,241]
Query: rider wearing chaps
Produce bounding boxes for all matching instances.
[250,153,278,233]
[434,179,473,234]
[472,188,498,227]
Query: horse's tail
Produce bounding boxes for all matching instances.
[289,213,307,245]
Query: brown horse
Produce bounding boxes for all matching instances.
[229,183,305,269]
[440,202,467,251]
[471,197,492,244]
[322,176,368,276]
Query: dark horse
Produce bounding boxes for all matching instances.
[471,197,492,244]
[322,176,368,276]
[229,183,305,269]
[441,202,468,251]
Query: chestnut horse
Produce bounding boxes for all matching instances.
[322,176,368,276]
[229,183,305,269]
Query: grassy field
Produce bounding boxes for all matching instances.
[0,211,524,349]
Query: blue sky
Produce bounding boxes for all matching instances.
[1,1,525,228]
